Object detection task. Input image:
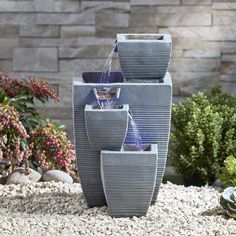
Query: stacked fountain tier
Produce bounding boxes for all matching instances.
[116,34,172,81]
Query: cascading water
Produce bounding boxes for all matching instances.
[95,42,143,150]
[128,112,143,151]
[100,42,117,84]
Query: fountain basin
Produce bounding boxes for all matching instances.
[73,71,172,207]
[84,104,129,151]
[101,144,158,217]
[116,34,172,81]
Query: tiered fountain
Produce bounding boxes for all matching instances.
[73,34,172,217]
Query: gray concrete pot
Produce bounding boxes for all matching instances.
[84,104,129,151]
[116,34,172,81]
[101,144,158,217]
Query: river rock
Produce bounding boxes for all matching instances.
[0,175,7,185]
[43,170,73,184]
[6,168,41,185]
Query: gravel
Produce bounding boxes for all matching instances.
[0,182,235,236]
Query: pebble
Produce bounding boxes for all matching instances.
[6,168,41,185]
[42,170,73,184]
[0,182,234,235]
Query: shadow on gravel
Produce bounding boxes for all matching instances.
[201,206,228,218]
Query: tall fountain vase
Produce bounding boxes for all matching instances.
[101,144,158,217]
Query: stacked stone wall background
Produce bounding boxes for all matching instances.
[0,0,235,141]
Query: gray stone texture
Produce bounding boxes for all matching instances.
[0,0,234,141]
[13,48,58,72]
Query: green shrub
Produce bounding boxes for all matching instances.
[219,155,236,187]
[170,86,236,185]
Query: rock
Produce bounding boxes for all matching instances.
[6,168,41,185]
[43,170,73,184]
[0,175,7,185]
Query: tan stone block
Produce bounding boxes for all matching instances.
[81,1,130,12]
[213,11,236,25]
[96,11,129,27]
[35,0,80,12]
[171,72,219,83]
[0,13,36,25]
[131,6,212,14]
[0,60,12,71]
[221,82,236,95]
[131,0,180,5]
[95,26,158,38]
[222,54,236,62]
[0,1,34,12]
[172,50,183,58]
[20,25,59,38]
[220,74,236,82]
[220,62,236,75]
[160,26,236,41]
[61,26,95,38]
[13,48,58,72]
[219,42,236,54]
[59,58,120,72]
[130,13,211,26]
[36,13,94,25]
[170,58,220,73]
[0,39,19,59]
[212,2,236,10]
[59,46,112,59]
[183,48,221,58]
[0,25,19,38]
[20,38,60,47]
[181,0,211,5]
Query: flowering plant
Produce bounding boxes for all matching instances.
[0,104,31,174]
[30,123,76,175]
[0,73,75,176]
[0,73,59,131]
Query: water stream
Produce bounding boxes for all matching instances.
[95,42,143,151]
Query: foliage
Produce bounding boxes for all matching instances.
[170,86,236,184]
[30,123,76,175]
[0,104,31,175]
[219,155,236,187]
[0,73,75,176]
[0,73,59,131]
[220,187,236,219]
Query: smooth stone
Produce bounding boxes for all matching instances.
[0,175,7,185]
[42,170,73,184]
[6,168,41,185]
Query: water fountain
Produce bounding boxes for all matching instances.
[73,33,172,217]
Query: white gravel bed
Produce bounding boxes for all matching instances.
[0,182,235,236]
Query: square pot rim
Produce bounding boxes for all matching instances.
[85,104,129,112]
[117,33,171,43]
[73,71,172,86]
[101,143,158,154]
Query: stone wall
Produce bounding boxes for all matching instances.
[0,0,235,140]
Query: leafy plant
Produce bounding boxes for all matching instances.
[0,104,31,175]
[220,187,236,219]
[0,73,75,176]
[219,155,236,187]
[30,123,76,175]
[170,86,236,185]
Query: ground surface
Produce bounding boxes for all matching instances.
[0,182,235,236]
